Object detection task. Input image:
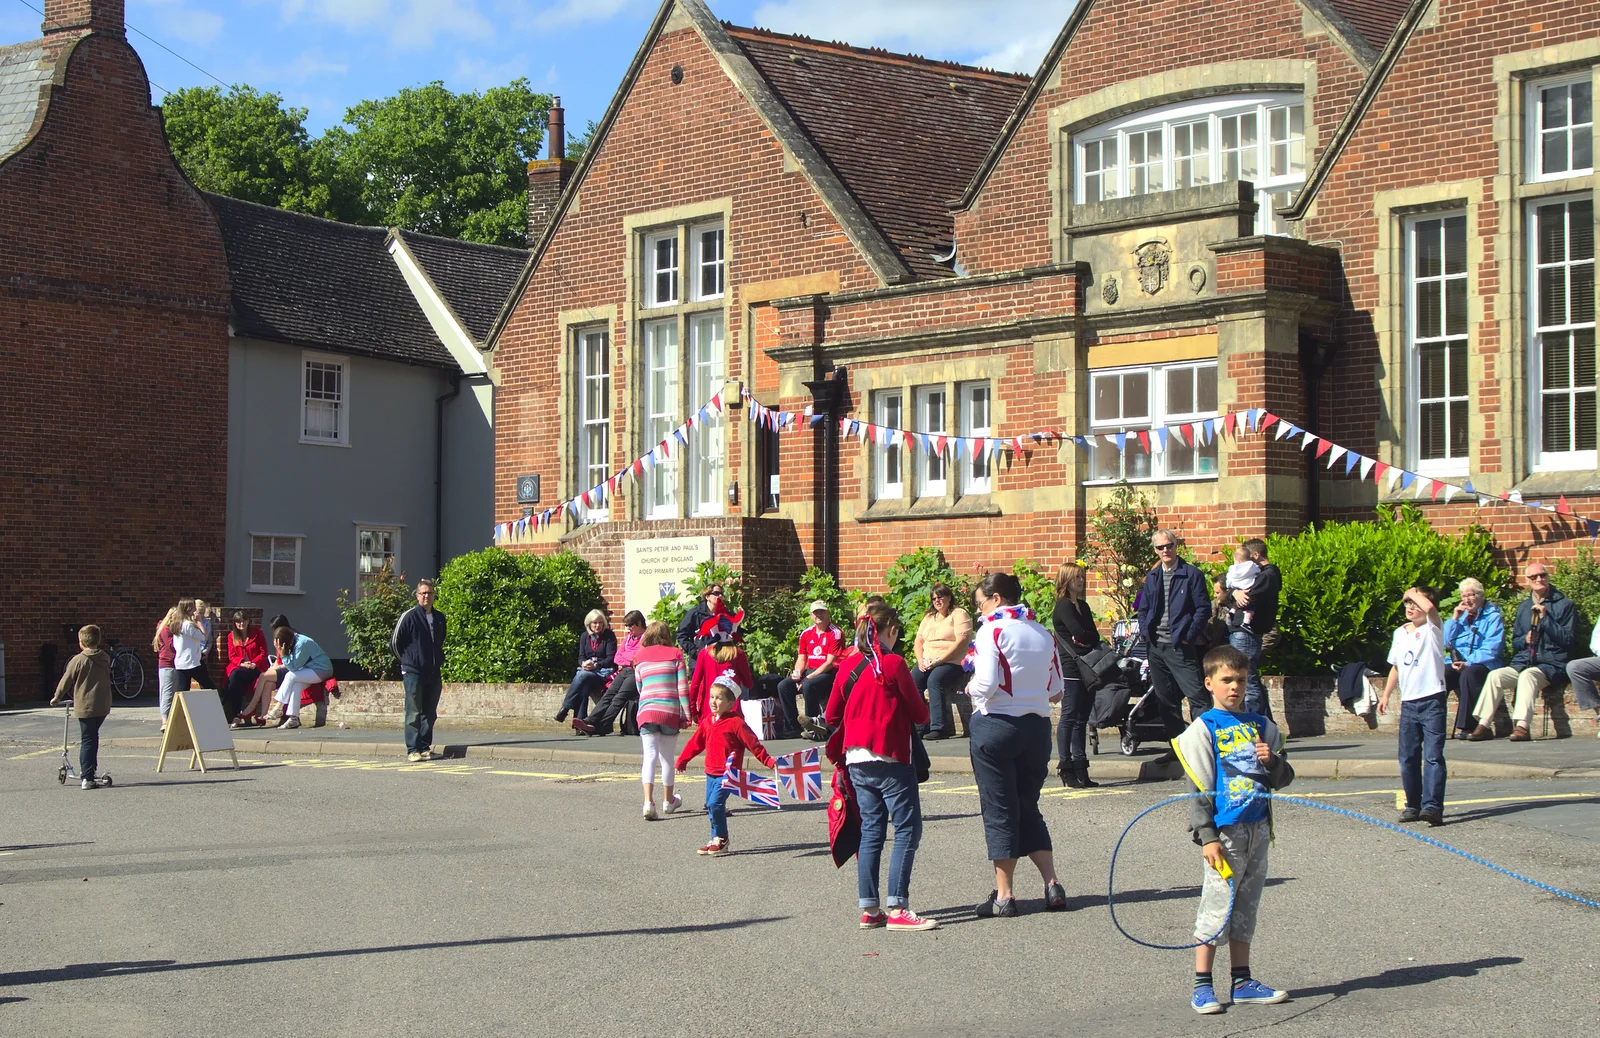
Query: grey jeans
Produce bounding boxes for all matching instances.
[1194,818,1271,945]
[1567,656,1600,712]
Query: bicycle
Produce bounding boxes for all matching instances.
[105,639,146,700]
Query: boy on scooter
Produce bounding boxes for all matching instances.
[51,625,112,789]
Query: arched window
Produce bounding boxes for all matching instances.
[1073,93,1305,235]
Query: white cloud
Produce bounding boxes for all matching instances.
[528,0,641,29]
[133,0,224,47]
[270,0,493,49]
[747,0,1078,74]
[453,53,534,91]
[282,48,350,82]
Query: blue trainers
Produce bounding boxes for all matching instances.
[1231,978,1288,1005]
[1192,985,1223,1014]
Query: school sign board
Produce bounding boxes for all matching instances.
[623,536,712,616]
[157,689,239,772]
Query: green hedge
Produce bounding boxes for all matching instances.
[434,548,603,683]
[336,565,414,680]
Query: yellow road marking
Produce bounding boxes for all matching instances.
[487,770,579,778]
[9,748,61,760]
[1041,788,1137,801]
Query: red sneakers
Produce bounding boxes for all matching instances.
[859,910,887,929]
[886,908,939,931]
[697,838,729,856]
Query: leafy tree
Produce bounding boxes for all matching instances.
[564,117,600,164]
[160,85,319,210]
[326,79,551,245]
[335,565,414,680]
[1087,481,1160,620]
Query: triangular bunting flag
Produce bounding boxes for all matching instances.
[1260,412,1279,432]
[1137,430,1151,453]
[1314,439,1332,459]
[1224,413,1238,439]
[1154,428,1168,452]
[1326,444,1347,468]
[1443,484,1459,503]
[1359,456,1375,480]
[1587,519,1600,541]
[1113,432,1126,452]
[1344,451,1360,475]
[1462,479,1475,495]
[1429,479,1443,502]
[1558,495,1572,515]
[1400,471,1415,490]
[1301,432,1318,451]
[1202,419,1215,443]
[1372,460,1388,484]
[1072,435,1088,452]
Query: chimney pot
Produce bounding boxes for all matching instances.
[547,97,565,162]
[43,0,125,37]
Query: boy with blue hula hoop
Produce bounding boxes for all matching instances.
[1172,643,1296,1015]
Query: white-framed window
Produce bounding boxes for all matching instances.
[1530,196,1596,470]
[356,526,400,597]
[1075,94,1304,235]
[688,313,725,516]
[300,353,348,445]
[691,223,726,301]
[914,385,947,498]
[577,327,611,522]
[1407,213,1470,473]
[873,390,904,500]
[249,534,302,594]
[1089,362,1219,482]
[958,381,991,495]
[645,230,679,308]
[1529,73,1593,182]
[644,319,680,518]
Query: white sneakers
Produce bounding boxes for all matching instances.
[642,801,659,820]
[663,794,683,814]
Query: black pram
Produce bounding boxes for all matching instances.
[1088,620,1170,756]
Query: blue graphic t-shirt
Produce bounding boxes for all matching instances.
[1200,708,1270,826]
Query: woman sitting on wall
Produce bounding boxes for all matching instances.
[556,610,616,728]
[269,624,333,731]
[577,610,647,736]
[223,611,268,727]
[911,583,974,740]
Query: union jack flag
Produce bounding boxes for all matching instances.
[774,747,823,802]
[722,754,782,809]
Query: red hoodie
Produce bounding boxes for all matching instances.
[676,712,775,777]
[687,647,754,721]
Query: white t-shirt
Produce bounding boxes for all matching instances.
[967,612,1062,717]
[172,620,209,671]
[1388,622,1446,701]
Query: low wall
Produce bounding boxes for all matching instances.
[322,675,1584,739]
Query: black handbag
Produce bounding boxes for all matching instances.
[1054,633,1109,694]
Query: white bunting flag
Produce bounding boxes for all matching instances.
[1359,456,1376,481]
[1301,432,1318,451]
[1326,445,1347,469]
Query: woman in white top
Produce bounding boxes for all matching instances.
[965,571,1068,917]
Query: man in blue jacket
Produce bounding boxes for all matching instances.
[1468,562,1573,742]
[391,578,448,762]
[1137,529,1213,737]
[1441,577,1504,739]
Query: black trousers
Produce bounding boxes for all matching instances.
[1055,676,1091,767]
[222,668,257,719]
[776,669,834,731]
[588,667,638,735]
[1147,641,1208,738]
[969,712,1052,861]
[1445,663,1490,733]
[175,665,212,691]
[79,715,104,779]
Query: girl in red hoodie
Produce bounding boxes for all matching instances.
[687,608,755,723]
[676,676,775,856]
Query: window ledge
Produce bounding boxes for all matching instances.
[1514,471,1600,497]
[248,586,306,596]
[299,437,352,448]
[1083,474,1220,487]
[856,497,1001,523]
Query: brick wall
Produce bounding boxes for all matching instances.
[0,31,232,698]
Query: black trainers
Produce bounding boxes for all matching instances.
[975,891,1018,918]
[1398,807,1421,823]
[1045,881,1068,911]
[1420,809,1445,827]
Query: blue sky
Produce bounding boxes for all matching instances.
[2,1,1076,136]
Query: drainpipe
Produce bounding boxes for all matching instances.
[802,366,848,579]
[1299,330,1338,527]
[435,372,462,577]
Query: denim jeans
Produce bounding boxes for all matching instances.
[1055,676,1091,767]
[969,712,1052,860]
[403,671,443,754]
[560,669,609,721]
[1399,691,1448,813]
[850,760,922,909]
[912,663,967,734]
[78,715,104,779]
[1228,628,1273,720]
[704,774,730,839]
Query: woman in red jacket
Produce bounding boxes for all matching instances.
[825,601,937,932]
[223,612,269,727]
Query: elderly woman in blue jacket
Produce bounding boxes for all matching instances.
[1441,578,1504,739]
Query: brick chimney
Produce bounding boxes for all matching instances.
[527,97,575,246]
[43,0,125,36]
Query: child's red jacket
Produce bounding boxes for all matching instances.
[676,713,775,776]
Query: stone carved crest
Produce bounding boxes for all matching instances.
[1102,275,1119,305]
[1134,239,1171,295]
[1188,264,1207,294]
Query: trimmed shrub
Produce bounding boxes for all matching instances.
[1264,505,1512,674]
[336,565,414,680]
[434,548,603,683]
[1088,481,1160,620]
[884,547,971,623]
[1550,546,1600,658]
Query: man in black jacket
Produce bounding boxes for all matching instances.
[1468,562,1574,742]
[675,583,725,674]
[391,578,448,762]
[1136,529,1213,737]
[1226,538,1282,719]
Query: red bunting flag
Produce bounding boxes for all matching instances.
[1558,495,1573,515]
[1314,439,1333,459]
[1137,430,1151,453]
[1224,413,1237,439]
[1373,461,1389,485]
[1430,479,1443,502]
[1261,413,1279,431]
[933,434,947,456]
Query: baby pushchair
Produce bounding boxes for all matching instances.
[1087,620,1169,756]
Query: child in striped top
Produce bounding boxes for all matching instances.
[634,622,693,820]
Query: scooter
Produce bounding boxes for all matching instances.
[56,706,112,788]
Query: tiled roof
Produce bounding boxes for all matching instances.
[1324,0,1414,52]
[728,25,1029,280]
[206,193,455,369]
[0,39,52,163]
[394,229,528,345]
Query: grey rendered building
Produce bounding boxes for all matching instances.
[209,195,526,658]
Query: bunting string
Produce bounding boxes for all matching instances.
[496,393,1600,543]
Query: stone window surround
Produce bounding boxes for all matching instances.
[556,303,620,521]
[248,533,305,595]
[1048,60,1319,263]
[1370,43,1599,497]
[355,524,402,598]
[620,199,735,522]
[851,355,1005,523]
[1084,357,1223,485]
[299,349,350,448]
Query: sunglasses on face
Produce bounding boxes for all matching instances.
[1528,573,1549,581]
[1153,543,1176,552]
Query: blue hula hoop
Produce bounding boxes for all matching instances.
[1108,791,1600,951]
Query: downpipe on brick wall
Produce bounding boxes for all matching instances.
[435,373,462,578]
[1299,330,1338,527]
